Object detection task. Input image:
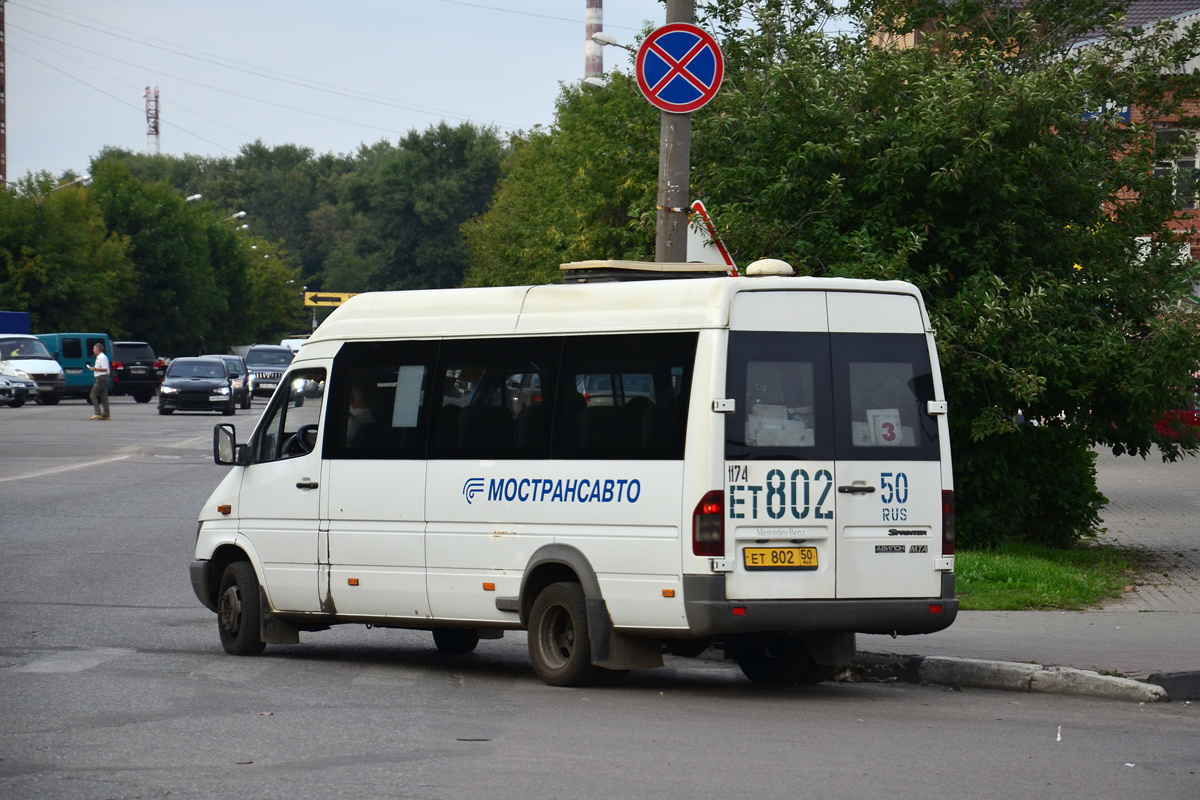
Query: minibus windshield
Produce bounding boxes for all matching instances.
[0,337,54,360]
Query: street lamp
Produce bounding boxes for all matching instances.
[591,31,636,53]
[222,211,247,222]
[51,174,91,191]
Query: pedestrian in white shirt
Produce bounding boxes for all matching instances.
[87,342,110,420]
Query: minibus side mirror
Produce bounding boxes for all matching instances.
[213,423,247,466]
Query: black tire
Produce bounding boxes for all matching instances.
[432,628,480,654]
[528,582,601,687]
[134,392,153,403]
[217,562,266,656]
[158,407,173,415]
[8,398,24,408]
[222,403,235,416]
[734,637,811,686]
[38,394,60,406]
[241,395,252,410]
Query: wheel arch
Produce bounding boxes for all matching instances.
[199,543,257,610]
[517,543,601,627]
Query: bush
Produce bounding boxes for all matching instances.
[954,424,1106,548]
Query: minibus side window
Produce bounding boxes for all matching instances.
[62,338,82,360]
[253,368,327,462]
[725,331,834,461]
[554,332,696,460]
[323,340,438,460]
[429,337,561,460]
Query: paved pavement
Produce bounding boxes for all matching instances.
[857,447,1200,699]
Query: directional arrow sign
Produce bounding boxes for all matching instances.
[636,23,724,114]
[305,291,357,307]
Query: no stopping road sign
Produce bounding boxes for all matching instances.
[635,23,724,113]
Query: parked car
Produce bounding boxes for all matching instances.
[203,354,251,409]
[36,332,112,399]
[1155,393,1200,441]
[157,357,235,416]
[0,334,65,404]
[110,341,164,403]
[0,375,31,407]
[244,345,295,399]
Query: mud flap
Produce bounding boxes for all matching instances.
[259,588,300,645]
[586,598,663,671]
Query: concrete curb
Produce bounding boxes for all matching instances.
[853,652,1171,703]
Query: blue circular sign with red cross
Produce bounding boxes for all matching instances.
[635,23,724,114]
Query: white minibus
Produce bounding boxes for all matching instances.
[192,260,957,686]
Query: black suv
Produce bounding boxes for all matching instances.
[111,341,164,403]
[244,345,294,399]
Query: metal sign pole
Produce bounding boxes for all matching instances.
[655,0,694,264]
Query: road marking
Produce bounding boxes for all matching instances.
[0,454,130,483]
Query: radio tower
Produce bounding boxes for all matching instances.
[145,86,160,155]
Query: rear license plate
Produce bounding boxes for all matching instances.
[131,367,147,375]
[743,546,818,571]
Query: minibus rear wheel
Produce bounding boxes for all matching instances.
[528,582,601,687]
[217,562,266,656]
[733,636,810,685]
[432,628,479,654]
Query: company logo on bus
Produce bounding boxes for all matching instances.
[463,477,642,505]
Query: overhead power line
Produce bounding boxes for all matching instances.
[11,1,523,129]
[9,23,464,138]
[7,42,238,154]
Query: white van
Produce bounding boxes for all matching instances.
[191,260,957,686]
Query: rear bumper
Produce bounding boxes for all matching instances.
[683,573,958,638]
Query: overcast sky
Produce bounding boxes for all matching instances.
[5,0,665,180]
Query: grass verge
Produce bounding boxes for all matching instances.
[956,542,1145,611]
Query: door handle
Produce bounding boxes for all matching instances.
[837,485,876,494]
[296,480,319,490]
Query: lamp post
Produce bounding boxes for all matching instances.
[222,211,247,222]
[50,173,91,191]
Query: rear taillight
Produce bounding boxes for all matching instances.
[112,361,124,370]
[942,490,956,556]
[692,490,725,557]
[153,360,164,370]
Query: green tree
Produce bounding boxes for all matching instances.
[90,160,222,355]
[0,174,135,333]
[241,236,306,343]
[328,123,504,292]
[463,72,659,286]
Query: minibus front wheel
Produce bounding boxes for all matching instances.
[217,562,266,656]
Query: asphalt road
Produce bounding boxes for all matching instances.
[1,397,1197,799]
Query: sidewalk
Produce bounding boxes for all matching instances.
[857,448,1200,699]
